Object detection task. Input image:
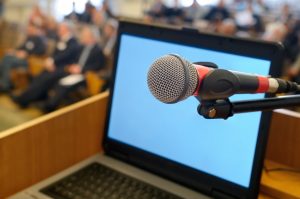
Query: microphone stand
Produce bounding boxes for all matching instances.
[197,95,300,119]
[192,62,300,119]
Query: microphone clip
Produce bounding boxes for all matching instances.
[197,98,233,119]
[196,94,300,120]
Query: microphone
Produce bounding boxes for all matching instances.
[147,54,300,103]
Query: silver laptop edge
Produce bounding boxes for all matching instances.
[9,154,211,199]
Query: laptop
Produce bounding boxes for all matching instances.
[9,20,283,199]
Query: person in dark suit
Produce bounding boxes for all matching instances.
[204,0,230,22]
[0,24,47,91]
[13,21,80,107]
[40,25,106,112]
[79,2,96,24]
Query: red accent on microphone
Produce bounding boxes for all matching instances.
[256,76,269,93]
[193,65,212,96]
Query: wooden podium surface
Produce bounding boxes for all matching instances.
[0,92,300,198]
[261,109,300,199]
[0,92,109,198]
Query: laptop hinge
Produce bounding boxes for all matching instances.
[211,189,237,199]
[107,150,129,162]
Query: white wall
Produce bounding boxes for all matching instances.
[3,0,37,24]
[114,0,145,19]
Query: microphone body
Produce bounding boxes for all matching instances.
[147,54,300,103]
[195,65,297,100]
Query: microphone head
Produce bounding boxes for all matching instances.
[147,54,198,103]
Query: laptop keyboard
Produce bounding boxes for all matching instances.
[40,162,183,199]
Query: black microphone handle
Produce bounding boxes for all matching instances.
[198,69,300,100]
[199,69,260,100]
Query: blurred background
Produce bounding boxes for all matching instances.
[0,0,300,131]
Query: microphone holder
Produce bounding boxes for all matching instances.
[193,62,300,119]
[196,95,300,119]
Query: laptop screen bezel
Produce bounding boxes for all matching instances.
[103,20,284,199]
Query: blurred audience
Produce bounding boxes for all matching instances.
[0,24,46,91]
[216,19,237,36]
[204,0,230,23]
[101,0,116,19]
[44,16,59,40]
[29,4,47,28]
[288,55,300,83]
[145,0,167,22]
[183,0,207,24]
[40,25,106,112]
[0,0,3,17]
[143,0,300,80]
[234,3,264,34]
[2,0,300,112]
[101,19,118,58]
[251,0,269,16]
[12,21,80,107]
[283,20,300,64]
[164,0,184,25]
[263,22,287,42]
[92,9,107,33]
[65,2,81,22]
[79,2,96,24]
[277,3,293,26]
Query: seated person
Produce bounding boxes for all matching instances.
[216,19,237,36]
[164,0,184,25]
[40,25,106,112]
[183,0,206,24]
[0,24,46,91]
[204,0,230,22]
[144,0,167,22]
[234,3,263,34]
[283,20,300,65]
[78,2,96,24]
[12,21,80,107]
[262,22,287,42]
[29,4,47,29]
[287,54,300,85]
[101,19,118,58]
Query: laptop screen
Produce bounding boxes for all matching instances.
[103,21,282,198]
[107,29,272,189]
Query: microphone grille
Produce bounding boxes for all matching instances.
[147,54,198,103]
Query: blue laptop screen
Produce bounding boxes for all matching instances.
[108,34,271,188]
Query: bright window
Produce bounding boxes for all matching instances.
[53,0,103,20]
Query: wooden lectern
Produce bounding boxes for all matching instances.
[0,92,299,198]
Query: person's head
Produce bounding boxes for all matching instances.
[217,0,225,8]
[103,19,118,38]
[26,24,41,36]
[92,10,105,27]
[192,0,199,7]
[217,19,237,35]
[57,21,74,39]
[102,0,110,11]
[46,16,58,30]
[282,3,290,15]
[263,22,287,42]
[174,0,180,7]
[80,25,100,45]
[32,4,42,15]
[246,2,253,12]
[85,2,95,13]
[257,0,264,5]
